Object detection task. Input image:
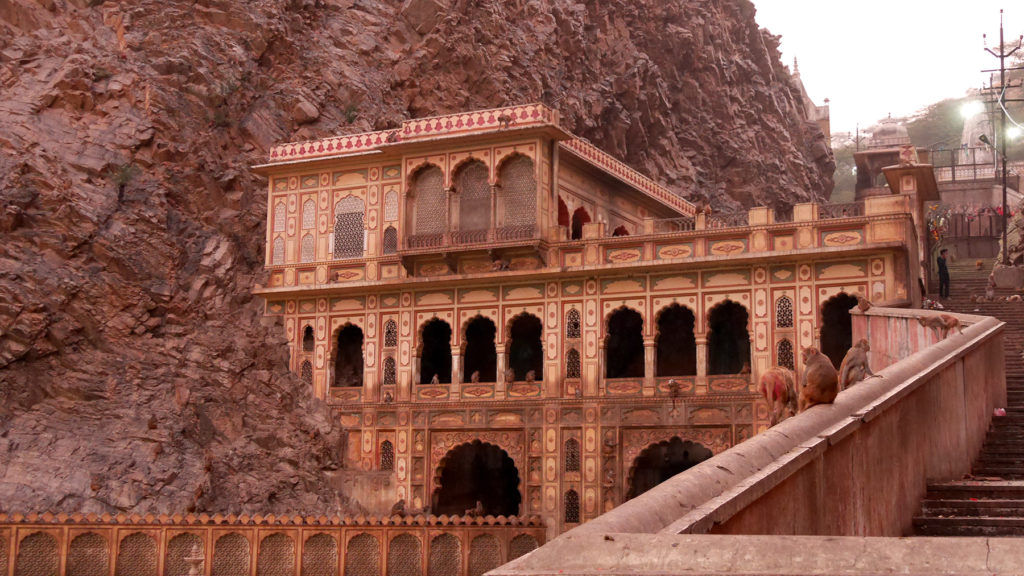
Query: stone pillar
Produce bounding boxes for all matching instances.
[593,343,605,396]
[412,354,421,388]
[695,336,708,394]
[496,349,507,394]
[451,347,462,396]
[444,186,454,246]
[490,184,498,240]
[643,339,656,393]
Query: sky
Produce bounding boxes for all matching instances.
[751,1,1024,135]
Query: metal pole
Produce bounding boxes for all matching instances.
[1000,11,1009,266]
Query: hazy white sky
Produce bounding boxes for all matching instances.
[751,1,1024,135]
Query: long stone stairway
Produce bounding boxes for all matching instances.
[914,260,1024,536]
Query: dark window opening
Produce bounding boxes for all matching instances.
[508,314,543,381]
[463,316,497,383]
[820,293,858,369]
[656,305,697,376]
[627,437,712,499]
[707,300,750,375]
[570,207,591,240]
[302,325,315,352]
[611,225,629,237]
[433,440,521,517]
[333,324,364,387]
[606,308,644,378]
[420,319,452,384]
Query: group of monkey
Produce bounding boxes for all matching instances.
[758,297,966,426]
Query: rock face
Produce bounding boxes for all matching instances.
[0,0,831,514]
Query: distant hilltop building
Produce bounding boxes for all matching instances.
[789,57,831,144]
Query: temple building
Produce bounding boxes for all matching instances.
[253,103,929,538]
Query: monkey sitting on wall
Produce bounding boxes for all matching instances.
[799,347,839,412]
[758,366,797,425]
[838,339,880,391]
[916,314,964,339]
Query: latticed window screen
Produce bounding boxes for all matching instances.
[384,320,398,347]
[467,535,501,576]
[776,296,794,328]
[412,166,445,235]
[0,535,9,576]
[566,309,581,339]
[256,533,294,576]
[564,438,581,472]
[507,535,539,562]
[67,532,109,576]
[301,234,315,263]
[115,533,158,576]
[302,199,316,229]
[165,533,203,576]
[382,226,398,254]
[14,532,59,576]
[212,533,250,576]
[301,534,337,576]
[344,533,380,576]
[334,196,365,259]
[273,203,286,232]
[301,361,313,386]
[428,534,461,576]
[499,156,536,228]
[457,161,491,231]
[382,357,396,385]
[565,490,580,523]
[303,326,315,352]
[380,440,394,471]
[384,190,399,221]
[387,534,421,576]
[777,339,795,370]
[272,237,284,265]
[566,348,581,379]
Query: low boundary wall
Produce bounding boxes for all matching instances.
[493,308,1009,575]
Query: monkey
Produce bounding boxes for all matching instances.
[856,294,873,312]
[430,373,440,385]
[497,114,513,129]
[798,347,839,412]
[758,366,797,425]
[464,500,484,517]
[525,370,537,383]
[470,370,480,383]
[390,499,406,517]
[838,339,881,391]
[1010,295,1022,303]
[916,314,964,339]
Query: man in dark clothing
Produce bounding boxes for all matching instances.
[937,249,950,298]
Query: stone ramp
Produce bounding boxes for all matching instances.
[915,260,1024,536]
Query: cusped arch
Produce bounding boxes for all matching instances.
[386,534,422,576]
[166,533,203,576]
[15,531,59,576]
[432,439,522,517]
[406,164,446,237]
[428,534,461,576]
[505,312,543,381]
[68,532,109,576]
[115,532,158,576]
[625,437,713,500]
[301,533,337,576]
[604,305,645,379]
[212,532,251,576]
[257,532,295,576]
[496,154,536,229]
[507,534,539,562]
[344,533,380,576]
[654,303,697,377]
[706,298,751,375]
[330,322,365,388]
[820,291,858,369]
[467,534,502,576]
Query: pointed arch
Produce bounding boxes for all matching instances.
[384,189,399,221]
[302,198,316,229]
[300,361,313,387]
[419,318,452,384]
[571,207,591,240]
[557,197,569,233]
[776,296,794,328]
[507,312,543,381]
[382,356,396,385]
[409,165,446,236]
[820,292,858,368]
[564,490,580,523]
[382,226,398,255]
[564,438,580,472]
[455,159,491,232]
[777,339,795,370]
[300,234,315,263]
[273,202,286,233]
[333,196,365,259]
[332,323,364,387]
[565,348,581,380]
[656,304,697,377]
[380,440,394,471]
[497,155,536,228]
[605,307,644,378]
[272,237,284,266]
[302,325,315,352]
[707,300,750,375]
[565,309,581,339]
[384,320,398,348]
[463,315,497,383]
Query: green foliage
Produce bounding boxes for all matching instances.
[830,144,857,203]
[109,163,140,186]
[343,104,358,124]
[902,97,968,150]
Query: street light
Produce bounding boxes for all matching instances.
[1009,125,1022,140]
[961,100,984,119]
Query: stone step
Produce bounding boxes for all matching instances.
[926,481,1024,500]
[920,499,1024,517]
[971,469,1024,479]
[913,516,1024,536]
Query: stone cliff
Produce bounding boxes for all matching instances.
[0,0,832,514]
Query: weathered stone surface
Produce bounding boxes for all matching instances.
[0,0,831,515]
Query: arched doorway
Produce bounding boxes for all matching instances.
[433,440,521,516]
[463,316,497,383]
[420,319,452,384]
[656,304,697,376]
[557,197,569,235]
[626,437,713,499]
[302,325,314,352]
[508,314,543,381]
[333,324,363,387]
[707,300,750,375]
[606,308,644,378]
[820,293,858,368]
[570,207,591,240]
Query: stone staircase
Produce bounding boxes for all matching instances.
[914,259,1024,536]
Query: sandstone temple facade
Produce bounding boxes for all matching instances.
[252,103,928,538]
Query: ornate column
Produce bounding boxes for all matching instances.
[695,336,708,394]
[444,186,454,246]
[643,338,656,393]
[489,184,498,241]
[592,343,605,396]
[451,347,462,396]
[496,348,507,394]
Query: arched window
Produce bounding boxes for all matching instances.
[434,441,521,517]
[564,438,580,472]
[18,532,59,576]
[380,440,394,471]
[273,202,286,232]
[820,293,858,368]
[463,316,497,383]
[411,166,445,236]
[777,339,795,370]
[566,309,581,339]
[776,296,794,328]
[68,532,109,576]
[384,190,399,221]
[707,300,750,375]
[344,534,380,576]
[456,160,491,231]
[387,534,420,576]
[302,534,337,576]
[606,308,644,378]
[429,534,461,576]
[382,226,398,255]
[508,314,543,381]
[498,156,536,228]
[333,324,364,387]
[565,348,581,379]
[300,234,314,263]
[333,196,365,259]
[382,356,396,385]
[656,305,697,376]
[384,320,398,348]
[301,361,312,386]
[564,490,580,523]
[272,237,284,265]
[627,438,713,499]
[571,207,591,240]
[420,319,452,384]
[302,325,315,352]
[301,198,315,229]
[212,533,250,576]
[557,197,569,235]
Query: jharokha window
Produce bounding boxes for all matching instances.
[333,196,365,259]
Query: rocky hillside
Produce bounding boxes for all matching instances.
[0,0,832,514]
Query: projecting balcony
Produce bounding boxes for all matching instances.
[403,225,538,252]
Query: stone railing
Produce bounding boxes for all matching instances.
[0,512,544,576]
[404,226,538,252]
[819,200,865,219]
[492,307,1007,575]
